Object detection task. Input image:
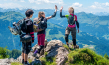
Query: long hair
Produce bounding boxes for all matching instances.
[38,11,44,18]
[69,7,74,14]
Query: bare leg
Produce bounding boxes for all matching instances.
[24,53,28,61]
[22,52,24,60]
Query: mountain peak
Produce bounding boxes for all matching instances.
[1,40,109,65]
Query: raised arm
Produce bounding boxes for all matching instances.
[60,6,66,18]
[46,5,57,20]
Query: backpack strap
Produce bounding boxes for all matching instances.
[74,15,76,21]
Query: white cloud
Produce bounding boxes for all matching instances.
[0,3,23,9]
[90,5,96,9]
[2,0,25,2]
[72,2,83,8]
[90,2,109,9]
[11,0,25,2]
[104,2,109,7]
[28,0,63,5]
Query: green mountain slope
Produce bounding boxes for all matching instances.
[0,11,109,56]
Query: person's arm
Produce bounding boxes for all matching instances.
[76,21,79,29]
[46,5,57,20]
[29,20,34,43]
[60,11,66,18]
[60,6,68,18]
[75,21,79,33]
[74,15,79,33]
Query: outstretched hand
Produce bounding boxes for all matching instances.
[55,5,58,10]
[60,6,63,12]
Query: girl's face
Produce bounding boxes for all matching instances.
[68,8,73,14]
[42,13,45,18]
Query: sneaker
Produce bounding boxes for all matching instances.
[23,61,30,65]
[22,59,24,64]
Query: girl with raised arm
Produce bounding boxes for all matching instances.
[33,5,57,57]
[60,7,79,49]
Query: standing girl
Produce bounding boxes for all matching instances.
[33,5,57,57]
[60,6,79,49]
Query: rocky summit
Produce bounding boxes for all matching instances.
[1,40,109,65]
[0,40,69,65]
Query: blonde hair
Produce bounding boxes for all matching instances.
[69,7,74,14]
[38,11,45,18]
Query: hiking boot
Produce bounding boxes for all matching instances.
[32,50,38,57]
[73,45,79,49]
[32,53,36,57]
[67,44,69,48]
[23,61,30,65]
[36,53,40,59]
[22,59,24,64]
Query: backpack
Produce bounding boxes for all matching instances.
[33,18,47,33]
[68,15,76,25]
[8,19,32,43]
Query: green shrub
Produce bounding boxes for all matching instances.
[67,48,109,65]
[0,47,9,59]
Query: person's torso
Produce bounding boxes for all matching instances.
[37,17,47,35]
[65,14,77,28]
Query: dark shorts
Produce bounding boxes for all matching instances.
[65,26,76,39]
[22,42,32,54]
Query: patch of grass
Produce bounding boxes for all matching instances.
[44,52,48,56]
[28,59,32,63]
[66,48,109,65]
[63,44,69,51]
[11,62,23,65]
[40,55,56,65]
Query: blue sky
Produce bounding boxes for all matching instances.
[0,0,109,13]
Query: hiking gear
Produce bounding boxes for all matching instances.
[8,19,27,35]
[65,26,76,39]
[22,42,32,54]
[20,34,32,43]
[73,45,79,49]
[22,59,24,64]
[67,44,69,48]
[32,53,37,57]
[68,24,76,28]
[60,12,79,28]
[68,14,75,25]
[65,34,69,42]
[33,17,47,33]
[34,49,38,54]
[8,18,34,42]
[37,34,45,46]
[24,61,30,65]
[20,19,32,43]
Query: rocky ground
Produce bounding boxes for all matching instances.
[0,39,71,65]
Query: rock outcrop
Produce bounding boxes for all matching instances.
[45,40,69,65]
[0,58,18,65]
[0,40,69,65]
